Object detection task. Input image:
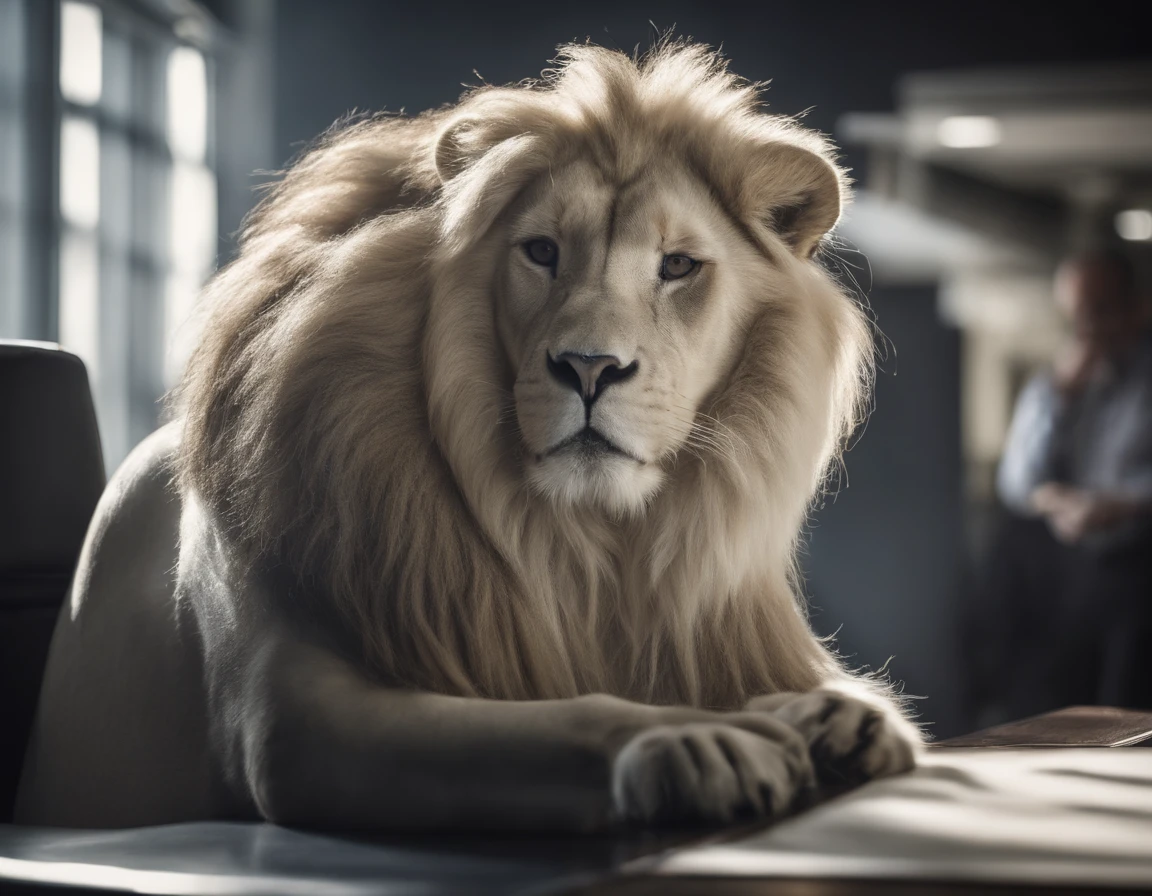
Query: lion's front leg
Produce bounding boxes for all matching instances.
[745,684,920,790]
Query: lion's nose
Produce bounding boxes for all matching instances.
[547,352,638,404]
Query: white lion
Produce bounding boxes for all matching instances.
[16,41,919,830]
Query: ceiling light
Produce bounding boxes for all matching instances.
[1115,209,1152,242]
[936,115,1001,149]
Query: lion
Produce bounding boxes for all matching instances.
[16,41,919,831]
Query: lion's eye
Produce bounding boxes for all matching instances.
[660,254,699,280]
[524,239,559,270]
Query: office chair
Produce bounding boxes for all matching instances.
[0,340,104,821]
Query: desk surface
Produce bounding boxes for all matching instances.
[3,711,1152,895]
[3,748,1152,895]
[0,821,656,895]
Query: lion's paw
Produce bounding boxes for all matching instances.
[746,689,918,789]
[611,716,815,826]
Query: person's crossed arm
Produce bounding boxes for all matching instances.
[998,346,1151,545]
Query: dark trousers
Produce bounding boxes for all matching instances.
[966,513,1152,723]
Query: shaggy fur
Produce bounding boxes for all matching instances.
[175,41,875,712]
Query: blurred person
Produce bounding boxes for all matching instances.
[999,250,1152,541]
[968,250,1152,725]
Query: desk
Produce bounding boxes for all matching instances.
[2,708,1151,895]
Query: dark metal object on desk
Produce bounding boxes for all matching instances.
[935,705,1152,748]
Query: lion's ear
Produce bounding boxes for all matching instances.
[434,115,490,183]
[744,141,845,258]
[434,91,555,184]
[434,121,546,251]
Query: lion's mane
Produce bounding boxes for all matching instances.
[176,42,874,710]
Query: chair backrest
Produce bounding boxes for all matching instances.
[0,340,105,821]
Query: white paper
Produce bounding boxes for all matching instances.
[645,748,1152,888]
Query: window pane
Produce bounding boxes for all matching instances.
[169,160,216,274]
[167,45,207,163]
[100,26,132,123]
[58,229,100,379]
[60,1,102,106]
[60,113,100,229]
[166,160,215,388]
[53,5,219,471]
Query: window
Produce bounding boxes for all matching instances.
[55,0,218,467]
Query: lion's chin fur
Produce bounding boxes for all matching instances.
[175,40,882,712]
[526,450,665,515]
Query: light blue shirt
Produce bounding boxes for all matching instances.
[997,333,1152,543]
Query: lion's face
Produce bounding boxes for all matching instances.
[497,158,764,512]
[180,43,869,704]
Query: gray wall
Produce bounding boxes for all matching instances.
[271,0,1149,174]
[805,287,964,737]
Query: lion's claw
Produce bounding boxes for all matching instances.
[747,689,918,790]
